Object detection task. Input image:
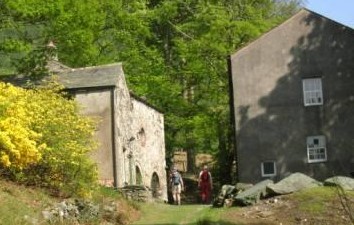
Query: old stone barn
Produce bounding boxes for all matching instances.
[6,60,168,201]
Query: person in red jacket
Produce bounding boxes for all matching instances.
[198,165,213,204]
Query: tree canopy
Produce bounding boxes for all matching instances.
[0,0,303,183]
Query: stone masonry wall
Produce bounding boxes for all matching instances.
[131,98,167,201]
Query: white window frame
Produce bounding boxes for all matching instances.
[261,161,276,177]
[307,135,327,163]
[302,78,323,106]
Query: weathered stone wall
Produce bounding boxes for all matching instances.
[131,98,167,201]
[112,67,134,188]
[119,185,154,202]
[109,66,167,201]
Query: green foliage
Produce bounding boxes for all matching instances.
[15,46,53,80]
[0,82,98,197]
[0,0,303,182]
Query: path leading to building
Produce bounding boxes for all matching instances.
[131,203,217,225]
[132,174,224,225]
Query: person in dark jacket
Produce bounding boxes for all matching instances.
[169,166,184,205]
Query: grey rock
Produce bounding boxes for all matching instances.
[266,172,322,195]
[324,176,354,190]
[235,183,253,192]
[213,185,237,207]
[235,179,274,206]
[42,210,54,221]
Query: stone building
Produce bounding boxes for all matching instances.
[229,9,354,184]
[4,60,168,201]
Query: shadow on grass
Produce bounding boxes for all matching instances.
[133,224,238,225]
[134,221,250,225]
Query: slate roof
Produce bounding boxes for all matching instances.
[57,63,123,89]
[0,61,123,89]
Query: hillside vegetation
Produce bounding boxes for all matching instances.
[0,179,140,225]
[2,177,353,225]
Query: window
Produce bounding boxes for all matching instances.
[302,78,323,106]
[261,161,276,177]
[307,135,327,163]
[137,128,146,147]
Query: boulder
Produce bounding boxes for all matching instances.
[235,183,253,192]
[213,184,237,207]
[266,172,322,195]
[235,179,273,206]
[220,184,237,197]
[324,176,354,191]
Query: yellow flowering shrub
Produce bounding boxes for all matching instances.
[0,83,44,169]
[0,82,98,197]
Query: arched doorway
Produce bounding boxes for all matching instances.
[136,166,143,185]
[150,172,160,198]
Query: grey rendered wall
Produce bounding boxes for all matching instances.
[231,9,354,183]
[75,90,114,185]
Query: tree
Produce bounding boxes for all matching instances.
[143,0,302,182]
[0,0,303,185]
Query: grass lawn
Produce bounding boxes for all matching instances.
[131,203,240,225]
[132,187,354,225]
[0,180,54,225]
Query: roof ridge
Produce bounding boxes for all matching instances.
[68,62,122,72]
[303,7,354,30]
[230,8,354,59]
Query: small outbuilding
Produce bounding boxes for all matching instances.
[3,60,168,201]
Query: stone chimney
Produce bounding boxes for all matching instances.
[46,40,58,61]
[45,41,71,73]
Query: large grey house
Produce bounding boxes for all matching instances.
[229,9,354,184]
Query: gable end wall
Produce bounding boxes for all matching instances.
[231,9,354,183]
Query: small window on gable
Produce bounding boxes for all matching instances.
[302,78,323,106]
[137,128,146,147]
[261,161,276,177]
[307,135,327,163]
